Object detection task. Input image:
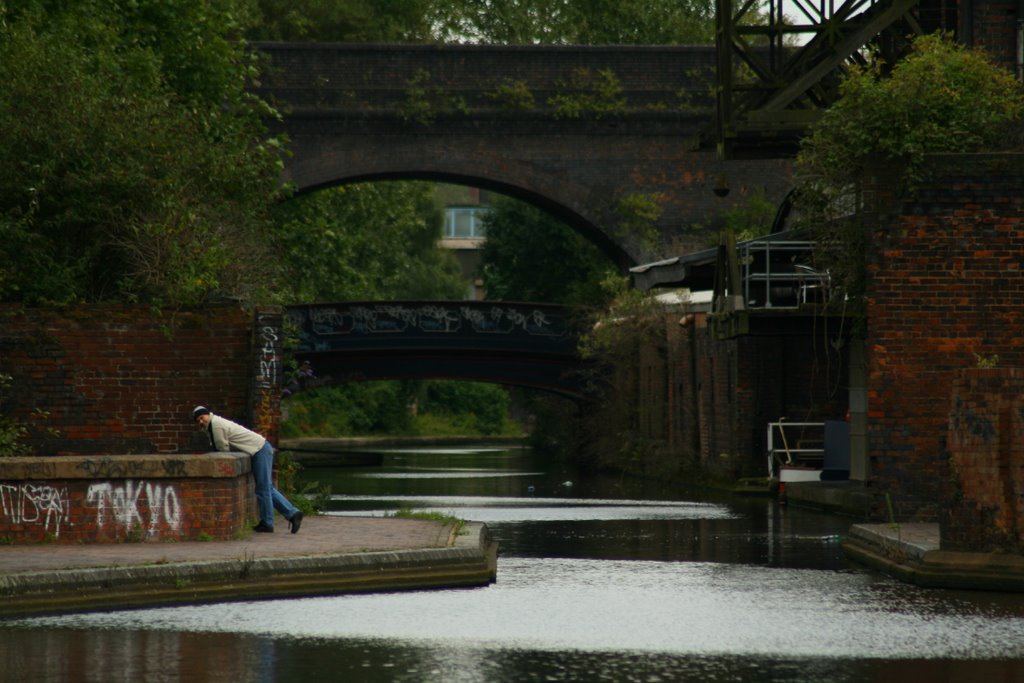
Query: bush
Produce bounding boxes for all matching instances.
[281,380,520,438]
[280,382,414,437]
[794,33,1024,310]
[419,381,511,435]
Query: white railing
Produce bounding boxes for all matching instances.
[766,420,825,477]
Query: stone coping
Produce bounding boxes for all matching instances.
[0,520,498,618]
[842,523,1024,592]
[0,452,250,480]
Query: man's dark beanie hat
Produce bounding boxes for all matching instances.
[192,406,211,420]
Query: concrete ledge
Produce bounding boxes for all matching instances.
[842,523,1024,592]
[783,481,875,518]
[0,521,497,618]
[0,452,250,480]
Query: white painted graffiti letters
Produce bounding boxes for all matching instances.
[0,483,71,537]
[86,480,182,536]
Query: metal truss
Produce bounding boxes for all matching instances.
[715,0,925,158]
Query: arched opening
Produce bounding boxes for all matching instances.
[274,175,617,449]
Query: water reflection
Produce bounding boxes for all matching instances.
[5,444,1024,683]
[0,629,277,683]
[17,557,1024,660]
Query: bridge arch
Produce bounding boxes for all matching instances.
[290,166,629,269]
[254,43,793,267]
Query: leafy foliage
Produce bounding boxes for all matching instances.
[430,0,714,44]
[419,381,511,435]
[480,196,618,307]
[281,380,519,437]
[794,33,1024,310]
[0,1,285,304]
[484,79,537,110]
[281,382,416,437]
[271,182,467,303]
[0,374,30,457]
[612,192,666,248]
[797,33,1024,193]
[398,69,469,125]
[249,0,437,42]
[547,68,626,120]
[720,188,777,242]
[251,0,716,45]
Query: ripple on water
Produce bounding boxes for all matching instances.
[12,558,1024,661]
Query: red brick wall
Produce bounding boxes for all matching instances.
[0,304,282,455]
[0,453,253,543]
[865,153,1024,521]
[945,368,1024,551]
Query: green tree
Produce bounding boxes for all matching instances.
[0,1,285,304]
[271,181,466,302]
[430,0,714,44]
[252,0,716,45]
[479,195,617,307]
[795,33,1024,308]
[250,0,436,42]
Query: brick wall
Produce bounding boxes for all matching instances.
[945,368,1024,551]
[0,304,282,455]
[865,153,1024,521]
[0,453,253,543]
[969,0,1018,73]
[252,43,792,266]
[692,319,848,479]
[591,309,847,481]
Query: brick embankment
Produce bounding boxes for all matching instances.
[0,516,498,618]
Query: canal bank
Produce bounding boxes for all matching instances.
[0,516,497,619]
[782,481,1024,592]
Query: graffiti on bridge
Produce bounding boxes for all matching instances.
[291,303,567,341]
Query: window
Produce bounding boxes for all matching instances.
[444,206,489,239]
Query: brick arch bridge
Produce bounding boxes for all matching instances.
[285,301,588,400]
[251,43,792,268]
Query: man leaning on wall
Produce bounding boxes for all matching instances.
[192,405,303,534]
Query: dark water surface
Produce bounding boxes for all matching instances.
[4,444,1024,682]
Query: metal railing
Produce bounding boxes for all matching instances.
[739,239,829,309]
[766,420,825,477]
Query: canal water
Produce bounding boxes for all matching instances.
[4,444,1024,682]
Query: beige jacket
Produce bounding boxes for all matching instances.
[208,414,267,456]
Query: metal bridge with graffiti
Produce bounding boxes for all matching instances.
[284,301,588,399]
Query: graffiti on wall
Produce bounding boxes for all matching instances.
[252,311,281,438]
[86,480,182,537]
[0,479,182,539]
[0,483,71,537]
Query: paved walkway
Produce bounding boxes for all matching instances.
[0,516,448,574]
[0,516,498,618]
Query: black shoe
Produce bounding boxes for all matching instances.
[289,511,304,534]
[253,522,274,533]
